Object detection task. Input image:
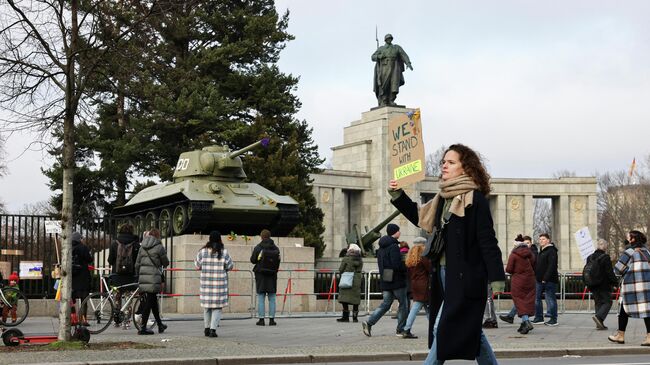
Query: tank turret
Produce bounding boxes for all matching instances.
[112,138,299,236]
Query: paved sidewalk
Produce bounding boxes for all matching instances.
[2,312,650,364]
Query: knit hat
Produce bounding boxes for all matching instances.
[9,271,19,282]
[209,230,222,243]
[347,243,361,253]
[71,232,82,242]
[386,223,400,236]
[413,237,426,245]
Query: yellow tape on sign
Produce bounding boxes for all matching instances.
[394,160,423,180]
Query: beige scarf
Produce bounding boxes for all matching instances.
[418,174,478,233]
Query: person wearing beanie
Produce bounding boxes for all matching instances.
[71,231,93,326]
[388,144,505,363]
[2,272,20,323]
[401,237,431,338]
[250,229,281,326]
[362,222,408,337]
[195,230,233,337]
[336,243,363,323]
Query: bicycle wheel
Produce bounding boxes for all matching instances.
[0,287,29,327]
[80,292,114,334]
[131,294,156,331]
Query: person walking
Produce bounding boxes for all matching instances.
[250,229,281,326]
[135,229,169,335]
[195,230,234,337]
[389,144,505,364]
[361,223,409,337]
[402,237,431,339]
[500,235,536,324]
[531,233,559,326]
[504,234,536,334]
[608,230,650,346]
[585,239,618,330]
[71,232,93,325]
[336,243,363,323]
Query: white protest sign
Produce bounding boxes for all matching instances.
[45,220,62,234]
[575,227,595,263]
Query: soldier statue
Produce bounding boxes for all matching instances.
[372,34,413,107]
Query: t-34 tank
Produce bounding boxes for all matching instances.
[112,138,300,236]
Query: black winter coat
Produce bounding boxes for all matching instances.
[392,190,505,361]
[250,238,280,294]
[107,232,140,286]
[376,235,407,291]
[535,244,559,283]
[71,240,93,297]
[586,249,618,290]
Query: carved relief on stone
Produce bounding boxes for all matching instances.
[572,199,585,212]
[510,198,521,211]
[322,190,331,203]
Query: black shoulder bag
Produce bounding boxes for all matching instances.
[421,210,452,262]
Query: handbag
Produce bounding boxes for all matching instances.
[422,210,452,261]
[339,272,354,289]
[382,268,394,283]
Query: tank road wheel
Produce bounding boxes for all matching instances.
[144,211,158,230]
[172,205,188,235]
[159,209,172,237]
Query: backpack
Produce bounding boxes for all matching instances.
[71,251,82,275]
[582,254,605,287]
[115,241,135,275]
[257,247,280,274]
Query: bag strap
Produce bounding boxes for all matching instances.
[142,245,163,273]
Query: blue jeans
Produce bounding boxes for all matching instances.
[534,282,557,320]
[367,287,408,332]
[424,267,498,365]
[257,293,276,318]
[507,305,516,318]
[404,300,428,332]
[203,308,222,330]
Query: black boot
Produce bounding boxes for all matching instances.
[204,328,210,337]
[269,318,277,326]
[337,311,350,322]
[352,311,359,323]
[256,318,265,326]
[209,329,218,337]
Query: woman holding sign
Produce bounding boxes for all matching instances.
[389,144,505,365]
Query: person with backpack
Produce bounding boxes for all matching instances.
[108,223,140,328]
[608,230,650,346]
[71,232,93,325]
[584,239,618,330]
[135,228,169,335]
[250,229,280,326]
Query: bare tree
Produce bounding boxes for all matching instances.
[425,145,446,177]
[0,0,152,340]
[533,198,553,240]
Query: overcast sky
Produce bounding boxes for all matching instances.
[2,0,650,212]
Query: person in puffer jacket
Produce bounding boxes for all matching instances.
[135,229,169,335]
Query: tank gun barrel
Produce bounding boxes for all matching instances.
[228,137,270,159]
[350,210,401,255]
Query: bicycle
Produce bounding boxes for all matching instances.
[80,274,154,334]
[0,282,29,327]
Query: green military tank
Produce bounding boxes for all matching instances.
[112,138,300,236]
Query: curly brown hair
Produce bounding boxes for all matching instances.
[443,144,491,195]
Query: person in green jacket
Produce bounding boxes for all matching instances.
[337,244,363,322]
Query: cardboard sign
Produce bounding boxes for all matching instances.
[389,109,425,188]
[45,220,62,234]
[575,227,595,263]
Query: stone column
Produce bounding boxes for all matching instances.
[506,195,525,253]
[568,195,589,270]
[554,195,571,270]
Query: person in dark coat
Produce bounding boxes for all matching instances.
[337,243,363,323]
[389,144,505,364]
[135,229,169,335]
[402,237,431,339]
[532,233,559,326]
[250,229,280,326]
[361,223,408,337]
[501,235,536,324]
[505,234,537,334]
[587,239,618,330]
[107,223,140,286]
[71,232,93,325]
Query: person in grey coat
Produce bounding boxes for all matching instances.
[337,243,363,323]
[135,228,170,335]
